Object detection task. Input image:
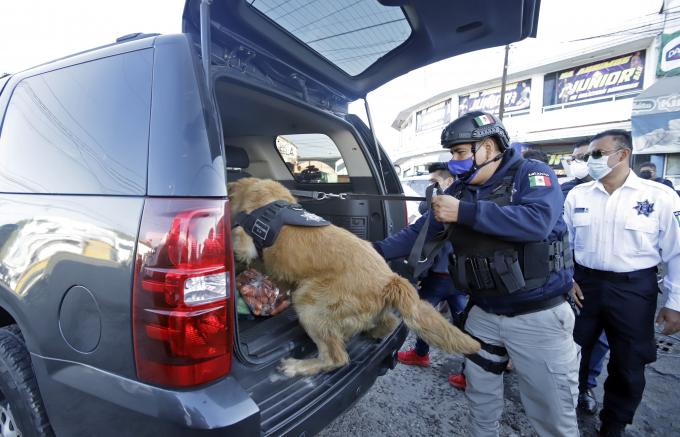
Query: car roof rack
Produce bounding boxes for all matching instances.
[116,32,160,43]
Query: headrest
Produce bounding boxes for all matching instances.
[225,145,249,169]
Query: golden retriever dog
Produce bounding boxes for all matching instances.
[229,178,480,377]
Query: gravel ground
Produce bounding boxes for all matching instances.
[317,328,680,437]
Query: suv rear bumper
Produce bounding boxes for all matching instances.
[30,325,406,436]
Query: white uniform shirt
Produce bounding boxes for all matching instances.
[564,171,680,312]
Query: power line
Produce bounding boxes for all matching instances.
[305,18,406,44]
[568,14,680,42]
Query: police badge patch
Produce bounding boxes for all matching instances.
[633,200,654,217]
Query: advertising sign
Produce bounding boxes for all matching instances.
[458,79,531,115]
[415,99,451,132]
[658,30,680,77]
[632,89,680,154]
[555,51,645,104]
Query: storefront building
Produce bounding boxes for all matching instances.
[390,34,674,184]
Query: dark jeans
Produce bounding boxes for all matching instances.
[587,332,609,388]
[414,273,468,356]
[573,265,658,425]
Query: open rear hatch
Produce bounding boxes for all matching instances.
[183,0,541,109]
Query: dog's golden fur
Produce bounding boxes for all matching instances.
[229,178,480,377]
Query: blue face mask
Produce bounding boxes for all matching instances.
[447,143,488,182]
[447,157,474,177]
[448,142,505,183]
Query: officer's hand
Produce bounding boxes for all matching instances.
[656,307,680,335]
[431,195,460,223]
[571,281,584,309]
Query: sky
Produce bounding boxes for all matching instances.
[0,0,665,151]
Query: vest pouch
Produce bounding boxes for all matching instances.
[492,250,525,294]
[448,254,498,293]
[522,242,550,280]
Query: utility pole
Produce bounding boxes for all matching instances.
[498,44,510,120]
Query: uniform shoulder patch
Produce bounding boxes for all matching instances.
[674,211,680,227]
[527,171,552,187]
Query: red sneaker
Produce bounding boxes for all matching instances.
[397,348,430,367]
[448,373,467,390]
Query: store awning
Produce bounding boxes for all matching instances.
[632,75,680,154]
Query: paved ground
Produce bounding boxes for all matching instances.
[318,328,680,437]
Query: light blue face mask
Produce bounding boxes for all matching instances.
[587,150,622,180]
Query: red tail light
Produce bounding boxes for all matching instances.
[133,198,235,388]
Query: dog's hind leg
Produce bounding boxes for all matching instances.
[366,309,399,339]
[279,305,349,377]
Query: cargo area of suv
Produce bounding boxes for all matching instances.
[213,75,408,435]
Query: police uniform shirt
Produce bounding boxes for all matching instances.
[564,170,680,311]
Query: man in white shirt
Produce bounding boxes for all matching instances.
[564,129,680,436]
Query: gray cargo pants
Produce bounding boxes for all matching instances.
[464,302,580,437]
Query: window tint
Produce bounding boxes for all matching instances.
[0,49,152,194]
[276,134,348,183]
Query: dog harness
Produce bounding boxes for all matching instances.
[232,200,330,256]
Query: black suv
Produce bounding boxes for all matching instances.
[0,1,539,435]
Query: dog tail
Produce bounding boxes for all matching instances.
[383,275,480,355]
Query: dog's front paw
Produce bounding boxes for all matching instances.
[232,227,258,264]
[279,358,302,377]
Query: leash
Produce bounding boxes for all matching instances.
[289,189,428,202]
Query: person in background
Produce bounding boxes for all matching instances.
[375,162,468,368]
[418,162,455,215]
[637,161,674,189]
[561,139,609,415]
[522,148,549,164]
[564,129,680,436]
[561,140,592,196]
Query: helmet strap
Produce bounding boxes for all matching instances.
[460,142,505,183]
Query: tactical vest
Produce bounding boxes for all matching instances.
[232,200,330,256]
[447,159,573,297]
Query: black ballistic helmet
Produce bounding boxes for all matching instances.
[441,111,510,150]
[427,162,449,173]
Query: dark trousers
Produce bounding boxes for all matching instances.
[573,264,658,425]
[414,273,468,356]
[587,332,609,388]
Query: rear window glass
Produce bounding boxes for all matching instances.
[249,0,412,76]
[276,134,348,183]
[0,50,152,195]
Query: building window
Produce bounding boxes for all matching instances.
[415,99,451,133]
[543,72,557,107]
[458,79,531,116]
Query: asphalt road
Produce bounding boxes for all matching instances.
[317,329,680,437]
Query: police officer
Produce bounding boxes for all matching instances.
[564,130,680,436]
[375,163,467,369]
[561,139,609,414]
[378,111,579,437]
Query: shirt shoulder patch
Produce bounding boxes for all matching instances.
[527,172,552,187]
